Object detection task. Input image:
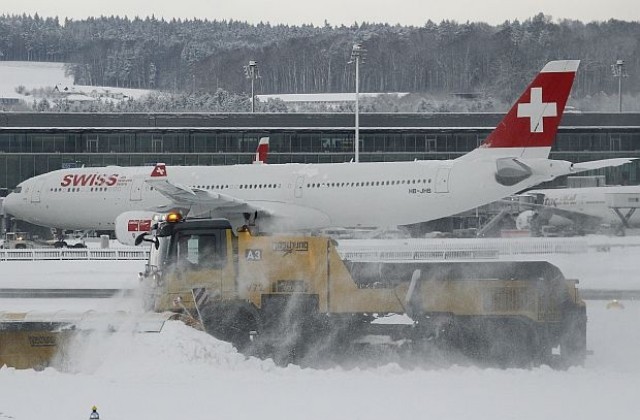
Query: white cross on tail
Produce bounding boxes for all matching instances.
[517,87,557,133]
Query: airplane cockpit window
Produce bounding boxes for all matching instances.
[175,232,226,270]
[13,186,22,193]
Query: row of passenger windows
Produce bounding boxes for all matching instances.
[191,184,283,190]
[49,187,111,192]
[307,179,432,188]
[191,179,432,191]
[47,180,431,194]
[192,185,229,190]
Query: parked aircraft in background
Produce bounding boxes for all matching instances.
[252,137,269,164]
[515,185,640,233]
[3,60,635,242]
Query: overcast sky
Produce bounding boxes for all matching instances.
[4,0,640,26]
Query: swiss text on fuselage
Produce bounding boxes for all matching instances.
[60,174,119,187]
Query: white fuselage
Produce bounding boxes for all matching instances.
[3,154,566,231]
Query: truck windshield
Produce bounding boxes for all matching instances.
[174,231,226,270]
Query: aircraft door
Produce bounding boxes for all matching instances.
[130,177,145,201]
[294,176,305,198]
[30,179,46,203]
[435,167,451,193]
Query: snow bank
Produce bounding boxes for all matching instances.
[1,304,639,420]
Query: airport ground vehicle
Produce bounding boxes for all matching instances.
[1,231,38,249]
[140,214,587,367]
[0,230,86,249]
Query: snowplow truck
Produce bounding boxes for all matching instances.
[139,216,587,368]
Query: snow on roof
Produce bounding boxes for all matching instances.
[64,94,97,102]
[73,85,153,100]
[0,92,22,100]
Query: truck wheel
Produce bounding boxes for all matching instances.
[228,306,262,352]
[259,313,305,367]
[530,327,553,367]
[200,302,261,353]
[559,306,587,368]
[257,294,321,366]
[485,318,537,368]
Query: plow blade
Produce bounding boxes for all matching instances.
[0,311,178,369]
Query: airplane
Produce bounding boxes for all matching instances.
[514,184,640,233]
[3,60,636,242]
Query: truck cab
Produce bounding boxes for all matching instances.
[140,216,235,312]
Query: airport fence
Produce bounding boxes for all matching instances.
[337,237,592,262]
[0,248,150,261]
[1,236,639,262]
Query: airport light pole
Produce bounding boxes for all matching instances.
[349,43,365,163]
[611,59,626,112]
[244,60,259,112]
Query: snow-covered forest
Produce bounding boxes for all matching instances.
[1,13,639,112]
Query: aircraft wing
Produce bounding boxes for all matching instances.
[146,178,265,216]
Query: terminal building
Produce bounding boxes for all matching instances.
[0,112,639,191]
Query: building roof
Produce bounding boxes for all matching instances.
[0,112,637,132]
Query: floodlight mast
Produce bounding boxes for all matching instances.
[244,60,259,112]
[349,43,365,163]
[611,59,627,113]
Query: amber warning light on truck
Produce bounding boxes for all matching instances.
[165,211,184,223]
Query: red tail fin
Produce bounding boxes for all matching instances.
[252,137,269,164]
[480,60,579,157]
[150,163,167,177]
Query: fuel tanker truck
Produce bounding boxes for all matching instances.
[134,212,587,368]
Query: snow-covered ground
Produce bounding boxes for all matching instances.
[0,260,141,290]
[1,248,639,420]
[0,61,153,106]
[0,61,72,98]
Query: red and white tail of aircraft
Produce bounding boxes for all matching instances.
[3,60,636,241]
[252,137,269,164]
[464,60,578,160]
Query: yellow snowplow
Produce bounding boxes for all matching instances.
[1,213,588,369]
[138,214,587,368]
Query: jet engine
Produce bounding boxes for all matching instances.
[115,211,162,246]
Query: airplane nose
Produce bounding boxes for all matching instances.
[2,192,19,216]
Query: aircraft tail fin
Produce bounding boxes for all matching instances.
[252,137,269,164]
[150,163,167,177]
[468,60,579,160]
